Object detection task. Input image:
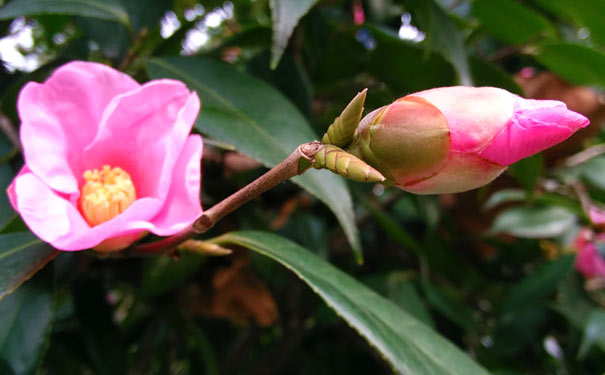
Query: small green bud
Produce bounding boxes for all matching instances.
[321,89,367,147]
[313,144,385,183]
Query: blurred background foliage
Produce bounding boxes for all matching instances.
[0,0,605,374]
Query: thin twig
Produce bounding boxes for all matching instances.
[0,113,20,151]
[564,143,605,167]
[130,141,323,255]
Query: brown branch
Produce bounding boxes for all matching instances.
[564,143,605,167]
[130,141,322,255]
[0,113,20,151]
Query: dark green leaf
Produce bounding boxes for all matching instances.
[472,0,555,44]
[368,25,456,93]
[406,0,472,85]
[509,154,543,194]
[535,43,605,87]
[469,58,523,95]
[579,155,605,189]
[0,0,130,26]
[578,309,605,359]
[73,278,126,375]
[147,57,361,260]
[499,254,575,314]
[0,164,14,230]
[140,253,205,299]
[120,0,172,32]
[269,0,319,68]
[535,0,605,47]
[213,231,491,375]
[489,206,577,238]
[0,267,53,375]
[0,232,57,301]
[421,280,476,331]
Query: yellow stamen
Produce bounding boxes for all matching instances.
[80,165,136,227]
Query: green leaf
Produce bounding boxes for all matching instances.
[499,254,575,314]
[535,0,605,47]
[578,309,605,359]
[73,278,126,375]
[0,267,53,375]
[140,253,205,299]
[469,58,523,95]
[213,231,491,375]
[147,57,361,260]
[489,206,577,238]
[482,189,526,211]
[579,155,605,190]
[0,164,14,230]
[0,232,57,301]
[405,0,472,85]
[421,281,476,331]
[269,0,319,69]
[535,43,605,87]
[509,154,543,194]
[367,25,456,93]
[472,0,555,44]
[0,0,130,26]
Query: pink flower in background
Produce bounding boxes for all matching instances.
[574,229,605,279]
[354,86,589,194]
[7,61,203,252]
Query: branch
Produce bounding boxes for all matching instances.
[130,141,322,255]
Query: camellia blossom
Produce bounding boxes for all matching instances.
[574,229,605,279]
[7,61,203,252]
[353,86,589,194]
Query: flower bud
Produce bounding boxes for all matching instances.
[353,86,589,194]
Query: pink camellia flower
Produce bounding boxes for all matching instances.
[574,229,605,279]
[353,86,589,194]
[6,61,203,252]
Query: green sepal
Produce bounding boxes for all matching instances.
[321,89,367,147]
[313,144,386,183]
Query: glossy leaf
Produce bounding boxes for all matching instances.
[489,206,577,238]
[535,43,605,87]
[0,267,53,375]
[0,232,57,301]
[535,0,605,47]
[578,309,605,359]
[212,231,491,375]
[0,0,130,26]
[482,189,526,211]
[472,0,555,44]
[406,0,472,85]
[147,57,361,260]
[269,0,318,68]
[499,254,575,314]
[367,25,456,92]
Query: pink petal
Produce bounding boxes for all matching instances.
[82,80,200,201]
[576,242,605,279]
[18,61,139,194]
[410,86,515,152]
[478,99,589,166]
[149,135,203,235]
[589,206,605,225]
[400,152,507,194]
[12,169,165,251]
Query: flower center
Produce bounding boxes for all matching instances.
[80,165,136,227]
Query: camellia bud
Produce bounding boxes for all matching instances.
[352,86,589,194]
